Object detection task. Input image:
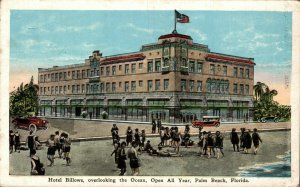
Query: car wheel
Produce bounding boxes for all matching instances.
[29,124,37,133]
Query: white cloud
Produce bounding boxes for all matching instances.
[125,23,167,35]
[55,23,103,32]
[189,28,207,41]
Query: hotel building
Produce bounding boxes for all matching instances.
[38,32,255,123]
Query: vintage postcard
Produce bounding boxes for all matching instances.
[0,0,299,186]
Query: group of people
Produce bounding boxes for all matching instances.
[198,129,225,159]
[46,131,72,167]
[110,124,141,176]
[230,128,262,155]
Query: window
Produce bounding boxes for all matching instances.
[51,74,54,81]
[189,80,194,92]
[112,82,116,93]
[209,64,215,75]
[223,66,227,76]
[246,69,250,78]
[233,84,238,94]
[164,79,169,91]
[197,62,202,73]
[139,63,143,69]
[155,60,161,72]
[77,85,80,93]
[72,71,75,79]
[155,80,160,91]
[233,67,238,77]
[77,70,80,79]
[100,67,104,76]
[106,67,110,76]
[40,75,43,83]
[125,64,129,74]
[240,68,244,78]
[197,81,202,92]
[189,61,195,72]
[97,70,99,76]
[100,83,104,93]
[245,85,249,95]
[51,86,54,94]
[87,69,90,77]
[207,79,211,93]
[106,83,110,93]
[139,80,143,87]
[181,58,187,67]
[82,84,85,93]
[132,64,136,74]
[58,73,62,81]
[55,73,58,81]
[131,81,136,92]
[67,85,70,90]
[240,84,244,94]
[112,66,116,75]
[63,86,66,93]
[119,65,122,71]
[148,80,153,91]
[40,87,43,94]
[119,82,122,88]
[82,70,85,78]
[59,86,62,94]
[148,61,153,72]
[44,87,46,94]
[163,58,169,67]
[181,79,187,91]
[55,86,58,94]
[125,82,129,92]
[86,84,89,93]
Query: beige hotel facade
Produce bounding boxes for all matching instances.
[38,32,255,123]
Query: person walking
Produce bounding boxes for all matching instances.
[240,128,246,152]
[159,127,165,147]
[111,124,119,144]
[151,119,156,134]
[46,134,56,166]
[111,142,121,166]
[30,149,45,175]
[243,129,252,154]
[173,127,181,154]
[63,133,72,166]
[27,130,36,157]
[54,131,60,158]
[252,128,262,155]
[215,131,224,159]
[207,131,215,158]
[9,130,15,154]
[127,142,140,176]
[126,126,133,146]
[140,129,146,151]
[230,128,239,152]
[14,131,21,153]
[117,141,127,175]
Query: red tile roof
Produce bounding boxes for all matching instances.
[101,54,145,64]
[206,54,255,65]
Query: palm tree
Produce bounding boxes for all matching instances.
[253,82,267,101]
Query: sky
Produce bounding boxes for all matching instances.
[10,10,292,105]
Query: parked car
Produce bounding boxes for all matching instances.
[12,117,49,132]
[260,116,279,123]
[192,116,221,128]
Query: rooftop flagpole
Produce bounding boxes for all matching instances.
[173,10,177,34]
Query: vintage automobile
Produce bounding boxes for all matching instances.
[12,117,49,132]
[260,116,279,123]
[192,116,220,128]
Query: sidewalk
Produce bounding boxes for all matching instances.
[13,117,291,143]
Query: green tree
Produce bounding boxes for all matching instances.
[10,76,39,116]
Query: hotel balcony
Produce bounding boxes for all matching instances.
[180,66,189,75]
[88,76,100,83]
[161,66,170,74]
